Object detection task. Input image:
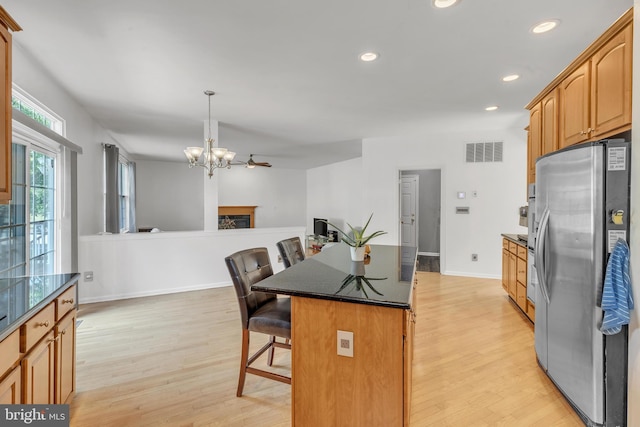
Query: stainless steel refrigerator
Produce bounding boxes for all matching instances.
[534,139,630,427]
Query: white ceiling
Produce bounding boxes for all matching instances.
[3,0,633,169]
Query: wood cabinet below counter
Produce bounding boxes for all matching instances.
[501,237,534,322]
[0,274,79,405]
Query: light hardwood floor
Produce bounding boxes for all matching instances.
[70,273,582,426]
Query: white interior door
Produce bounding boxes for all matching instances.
[400,176,418,248]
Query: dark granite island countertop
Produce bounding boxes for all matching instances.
[0,273,80,341]
[252,243,417,309]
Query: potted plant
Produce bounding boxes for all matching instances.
[320,214,387,261]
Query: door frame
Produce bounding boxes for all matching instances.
[398,168,444,269]
[400,174,419,249]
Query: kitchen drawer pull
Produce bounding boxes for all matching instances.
[36,321,50,328]
[61,298,75,304]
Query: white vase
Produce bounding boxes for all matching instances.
[350,246,366,262]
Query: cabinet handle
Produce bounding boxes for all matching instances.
[47,335,60,343]
[36,321,50,328]
[62,298,74,305]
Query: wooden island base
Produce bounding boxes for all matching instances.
[291,296,411,427]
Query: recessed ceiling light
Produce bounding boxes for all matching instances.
[485,105,499,111]
[433,0,459,8]
[502,74,520,82]
[531,20,559,34]
[359,52,379,62]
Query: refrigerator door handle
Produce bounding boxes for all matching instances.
[535,208,551,303]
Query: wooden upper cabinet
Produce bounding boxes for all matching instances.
[590,23,632,139]
[527,103,541,184]
[559,62,591,148]
[0,7,21,204]
[541,89,559,155]
[528,8,632,159]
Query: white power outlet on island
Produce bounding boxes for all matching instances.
[337,330,354,357]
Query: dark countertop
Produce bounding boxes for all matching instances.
[0,273,80,341]
[502,233,528,247]
[252,243,417,309]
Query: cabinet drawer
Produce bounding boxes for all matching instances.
[516,245,527,260]
[508,241,517,253]
[21,303,55,353]
[0,329,21,377]
[56,284,77,321]
[502,239,509,249]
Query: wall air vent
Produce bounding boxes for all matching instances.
[465,142,503,163]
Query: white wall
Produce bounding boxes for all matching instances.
[78,227,306,303]
[136,160,204,231]
[306,157,364,234]
[135,162,307,231]
[218,166,307,228]
[12,43,123,236]
[306,136,527,278]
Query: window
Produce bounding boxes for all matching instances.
[118,156,130,233]
[0,89,61,279]
[0,144,57,278]
[103,144,136,233]
[29,150,56,276]
[0,144,27,278]
[12,84,65,136]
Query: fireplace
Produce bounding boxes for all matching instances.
[218,206,256,229]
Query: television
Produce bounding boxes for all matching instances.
[314,218,328,237]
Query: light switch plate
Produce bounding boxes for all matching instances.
[337,330,354,357]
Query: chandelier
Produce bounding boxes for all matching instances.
[184,90,236,178]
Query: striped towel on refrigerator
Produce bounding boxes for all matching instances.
[600,238,634,335]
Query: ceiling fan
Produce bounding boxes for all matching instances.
[245,154,272,168]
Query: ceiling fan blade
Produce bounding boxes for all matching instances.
[247,154,272,167]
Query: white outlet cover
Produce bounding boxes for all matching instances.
[337,330,354,357]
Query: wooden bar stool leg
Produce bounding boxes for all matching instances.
[267,335,276,366]
[237,329,250,397]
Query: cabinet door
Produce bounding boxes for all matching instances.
[55,310,76,404]
[560,62,591,148]
[508,253,517,299]
[541,89,559,155]
[516,256,527,286]
[0,365,21,404]
[403,307,414,427]
[0,23,11,203]
[501,248,509,292]
[528,103,542,184]
[516,283,528,312]
[591,24,632,138]
[22,331,55,404]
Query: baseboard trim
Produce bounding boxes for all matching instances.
[79,282,232,304]
[441,271,501,280]
[418,252,440,256]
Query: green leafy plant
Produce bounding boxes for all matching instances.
[321,213,387,247]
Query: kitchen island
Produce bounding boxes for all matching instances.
[0,273,79,404]
[252,243,417,427]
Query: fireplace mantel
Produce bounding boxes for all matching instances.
[218,206,256,229]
